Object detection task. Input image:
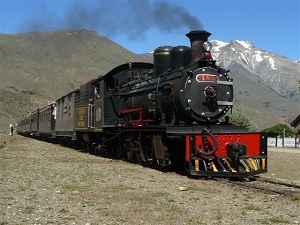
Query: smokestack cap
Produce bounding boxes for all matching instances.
[186,30,211,42]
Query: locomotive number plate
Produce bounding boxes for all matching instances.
[196,74,218,82]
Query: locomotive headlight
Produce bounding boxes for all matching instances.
[203,41,213,51]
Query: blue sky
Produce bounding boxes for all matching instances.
[1,0,299,61]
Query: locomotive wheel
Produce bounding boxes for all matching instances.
[184,161,190,174]
[127,150,134,161]
[141,135,154,165]
[82,142,88,153]
[126,136,136,161]
[116,138,126,159]
[86,143,94,154]
[71,140,80,150]
[136,150,143,163]
[136,133,146,163]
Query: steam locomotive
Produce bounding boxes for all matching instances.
[17,30,268,177]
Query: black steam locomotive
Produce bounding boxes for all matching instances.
[17,30,268,177]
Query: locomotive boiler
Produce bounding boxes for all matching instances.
[115,30,233,125]
[17,30,268,177]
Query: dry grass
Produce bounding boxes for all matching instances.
[262,147,300,183]
[0,134,299,225]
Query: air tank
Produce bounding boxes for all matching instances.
[153,46,173,76]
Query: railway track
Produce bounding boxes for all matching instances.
[228,177,300,196]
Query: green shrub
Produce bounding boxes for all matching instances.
[227,108,251,131]
[261,124,294,137]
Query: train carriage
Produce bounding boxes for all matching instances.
[38,104,54,138]
[55,91,76,142]
[16,116,31,135]
[30,110,39,136]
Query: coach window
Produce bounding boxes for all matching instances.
[94,83,100,98]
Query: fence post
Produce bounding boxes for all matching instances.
[282,129,285,147]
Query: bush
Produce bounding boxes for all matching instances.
[227,108,251,131]
[261,124,294,137]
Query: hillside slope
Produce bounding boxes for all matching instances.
[0,29,149,129]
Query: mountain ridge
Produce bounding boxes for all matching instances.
[211,39,300,102]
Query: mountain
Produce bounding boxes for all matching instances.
[211,40,299,101]
[0,29,298,131]
[210,40,300,130]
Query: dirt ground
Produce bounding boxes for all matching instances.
[0,133,299,225]
[264,147,300,184]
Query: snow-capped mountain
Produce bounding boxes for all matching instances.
[208,40,299,130]
[211,40,300,102]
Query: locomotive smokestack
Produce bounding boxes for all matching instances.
[186,30,211,62]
